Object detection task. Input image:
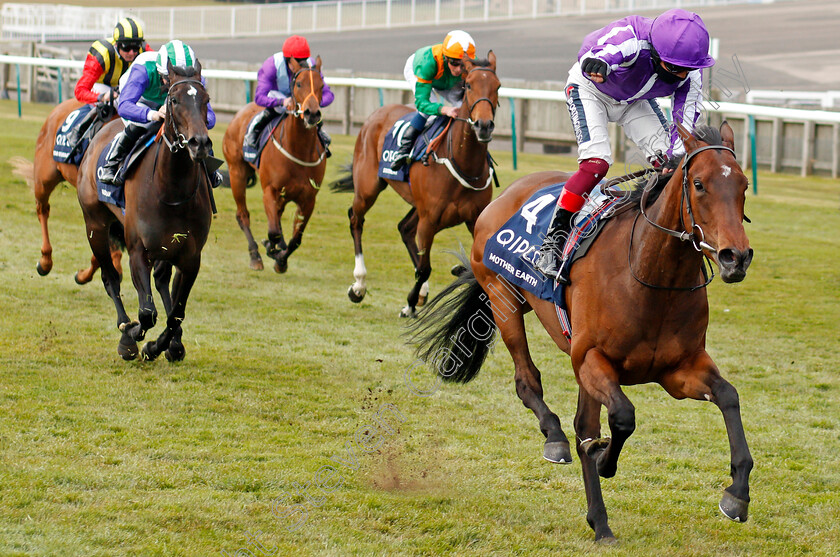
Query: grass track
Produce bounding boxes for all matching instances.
[0,100,839,556]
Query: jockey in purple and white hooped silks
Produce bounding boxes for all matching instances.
[536,9,716,282]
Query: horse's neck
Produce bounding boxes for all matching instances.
[630,170,705,288]
[448,116,488,177]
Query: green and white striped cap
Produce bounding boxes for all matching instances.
[156,40,197,75]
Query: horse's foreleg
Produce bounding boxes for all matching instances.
[402,218,436,318]
[274,197,314,274]
[142,262,198,362]
[397,208,429,306]
[660,355,753,523]
[492,293,571,464]
[127,246,156,345]
[577,349,635,479]
[230,163,263,270]
[153,261,174,316]
[34,184,55,276]
[263,189,288,268]
[574,387,616,543]
[75,253,100,285]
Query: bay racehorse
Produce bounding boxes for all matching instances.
[408,122,754,542]
[77,61,214,361]
[222,56,327,273]
[27,98,122,283]
[331,51,500,317]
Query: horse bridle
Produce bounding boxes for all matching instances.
[452,67,498,126]
[288,67,322,121]
[161,78,206,153]
[630,144,737,291]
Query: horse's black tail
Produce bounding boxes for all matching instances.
[329,162,355,193]
[405,250,497,384]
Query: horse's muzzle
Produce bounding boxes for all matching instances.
[187,134,211,161]
[473,119,494,143]
[304,109,321,129]
[717,247,753,283]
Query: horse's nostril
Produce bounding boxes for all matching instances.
[718,248,736,266]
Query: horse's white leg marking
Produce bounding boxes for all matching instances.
[351,253,367,296]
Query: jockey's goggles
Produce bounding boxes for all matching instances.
[445,57,463,68]
[662,60,693,74]
[117,41,142,52]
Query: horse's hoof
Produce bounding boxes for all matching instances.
[36,261,51,276]
[719,491,749,522]
[399,306,417,318]
[74,270,92,285]
[250,259,264,271]
[451,264,467,277]
[579,437,610,457]
[274,259,288,274]
[596,535,618,545]
[347,285,365,304]
[140,342,158,361]
[118,343,138,360]
[543,441,572,464]
[165,343,186,362]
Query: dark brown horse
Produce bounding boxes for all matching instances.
[409,122,754,542]
[77,62,214,361]
[26,99,123,283]
[331,52,500,317]
[222,56,326,273]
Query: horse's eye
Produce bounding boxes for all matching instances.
[693,178,704,192]
[465,83,472,90]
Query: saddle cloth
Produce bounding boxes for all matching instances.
[53,104,95,165]
[94,126,160,211]
[377,113,449,182]
[482,182,621,340]
[242,111,287,168]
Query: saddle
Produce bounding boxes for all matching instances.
[482,181,623,339]
[377,113,449,182]
[94,124,161,211]
[242,111,288,167]
[53,103,115,165]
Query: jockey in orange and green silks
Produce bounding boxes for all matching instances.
[390,30,477,171]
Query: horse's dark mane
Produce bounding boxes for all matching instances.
[623,124,724,208]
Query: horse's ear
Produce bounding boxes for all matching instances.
[720,120,736,152]
[487,50,496,71]
[675,120,698,152]
[288,57,300,73]
[463,56,474,73]
[315,55,322,72]
[167,58,175,78]
[194,59,202,77]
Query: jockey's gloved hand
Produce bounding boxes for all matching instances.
[662,154,683,172]
[581,58,608,79]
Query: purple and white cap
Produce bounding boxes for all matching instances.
[650,9,716,69]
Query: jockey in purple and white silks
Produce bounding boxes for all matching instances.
[536,9,716,282]
[243,35,335,156]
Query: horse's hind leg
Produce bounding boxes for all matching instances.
[347,174,385,303]
[480,275,572,463]
[574,387,616,543]
[397,208,429,306]
[230,160,263,270]
[660,353,753,522]
[32,160,62,276]
[401,216,436,318]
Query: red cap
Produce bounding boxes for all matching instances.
[282,35,310,59]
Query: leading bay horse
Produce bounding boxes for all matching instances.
[27,98,122,283]
[77,61,214,361]
[331,51,500,317]
[408,122,754,542]
[222,56,327,273]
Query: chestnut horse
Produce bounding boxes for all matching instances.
[222,56,326,273]
[77,62,214,361]
[30,98,122,283]
[331,52,500,317]
[408,122,754,542]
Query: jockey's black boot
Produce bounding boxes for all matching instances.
[390,124,421,171]
[99,130,134,186]
[244,108,275,150]
[317,123,332,158]
[535,207,575,283]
